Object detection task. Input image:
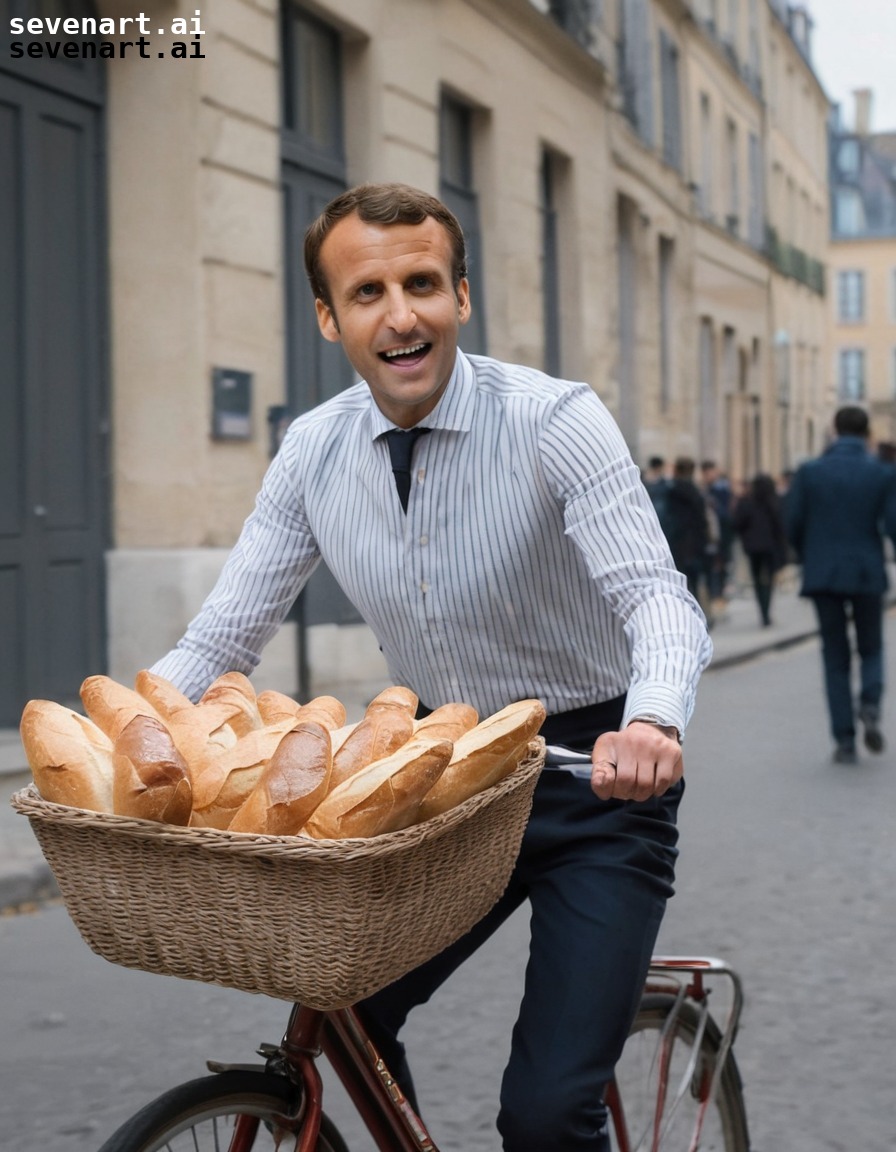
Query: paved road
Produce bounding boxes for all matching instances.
[3,609,895,1151]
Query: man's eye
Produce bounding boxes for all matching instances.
[357,284,379,298]
[410,276,432,291]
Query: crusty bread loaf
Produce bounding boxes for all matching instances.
[414,702,479,742]
[328,704,415,791]
[189,718,298,828]
[80,675,163,742]
[134,669,238,776]
[133,669,195,719]
[198,672,262,737]
[112,714,193,825]
[417,699,546,822]
[366,686,419,715]
[228,721,333,835]
[256,689,304,726]
[303,735,453,839]
[294,695,348,730]
[21,699,115,813]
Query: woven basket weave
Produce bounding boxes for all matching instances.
[11,741,543,1009]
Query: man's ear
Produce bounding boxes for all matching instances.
[315,298,341,343]
[456,277,472,326]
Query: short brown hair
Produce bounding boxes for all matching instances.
[303,182,468,308]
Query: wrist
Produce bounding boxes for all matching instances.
[628,716,682,744]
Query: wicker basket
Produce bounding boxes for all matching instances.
[10,741,543,1009]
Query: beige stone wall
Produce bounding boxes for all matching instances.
[97,0,835,693]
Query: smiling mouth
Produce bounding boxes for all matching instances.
[380,342,431,363]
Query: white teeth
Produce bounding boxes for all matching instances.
[384,343,426,359]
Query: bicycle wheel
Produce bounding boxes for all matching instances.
[608,994,750,1152]
[96,1069,350,1152]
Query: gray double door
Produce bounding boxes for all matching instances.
[0,68,108,725]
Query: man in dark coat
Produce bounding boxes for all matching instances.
[664,457,712,608]
[785,406,896,763]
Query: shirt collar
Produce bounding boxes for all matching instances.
[367,350,477,440]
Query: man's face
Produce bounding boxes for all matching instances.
[314,213,471,428]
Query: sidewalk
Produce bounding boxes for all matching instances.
[0,580,820,912]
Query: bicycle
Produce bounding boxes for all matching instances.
[95,954,749,1152]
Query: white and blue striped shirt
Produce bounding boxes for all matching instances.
[153,352,712,732]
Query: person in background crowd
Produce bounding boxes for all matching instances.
[642,455,670,532]
[150,182,712,1151]
[700,460,734,620]
[732,473,788,627]
[877,441,896,466]
[785,405,896,764]
[664,457,711,608]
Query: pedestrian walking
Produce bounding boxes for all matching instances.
[664,457,712,609]
[732,473,788,627]
[642,455,671,534]
[785,405,896,764]
[150,183,712,1150]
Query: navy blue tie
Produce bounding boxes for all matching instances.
[383,427,430,512]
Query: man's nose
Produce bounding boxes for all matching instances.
[385,288,416,332]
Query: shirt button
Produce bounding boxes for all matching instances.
[419,535,429,546]
[420,581,429,593]
[416,468,425,482]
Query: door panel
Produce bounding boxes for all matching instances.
[0,71,107,723]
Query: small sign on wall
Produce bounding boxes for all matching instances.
[211,368,253,440]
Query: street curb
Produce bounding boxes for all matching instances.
[0,858,59,911]
[708,628,819,671]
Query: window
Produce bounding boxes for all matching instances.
[439,93,487,355]
[838,349,866,400]
[837,139,860,176]
[658,236,674,411]
[726,118,739,234]
[837,270,865,322]
[747,132,763,248]
[834,188,865,236]
[282,9,343,161]
[540,150,562,377]
[659,31,682,170]
[620,0,654,145]
[698,93,712,218]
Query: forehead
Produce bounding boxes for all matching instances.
[320,213,454,286]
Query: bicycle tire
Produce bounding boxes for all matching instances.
[609,993,750,1152]
[95,1069,350,1152]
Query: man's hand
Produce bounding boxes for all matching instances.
[590,721,683,801]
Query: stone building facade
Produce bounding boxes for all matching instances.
[1,0,831,717]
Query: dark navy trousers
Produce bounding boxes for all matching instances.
[811,592,884,742]
[358,730,683,1151]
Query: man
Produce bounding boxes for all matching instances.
[785,405,896,764]
[152,183,712,1150]
[642,454,670,532]
[700,459,734,618]
[663,456,712,606]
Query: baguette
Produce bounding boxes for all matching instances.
[303,735,453,839]
[414,702,479,742]
[20,699,115,813]
[256,689,304,726]
[228,721,333,835]
[135,669,238,775]
[112,714,193,825]
[294,695,348,730]
[417,699,546,822]
[328,704,415,790]
[80,675,163,742]
[189,718,298,828]
[366,685,418,715]
[198,671,262,737]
